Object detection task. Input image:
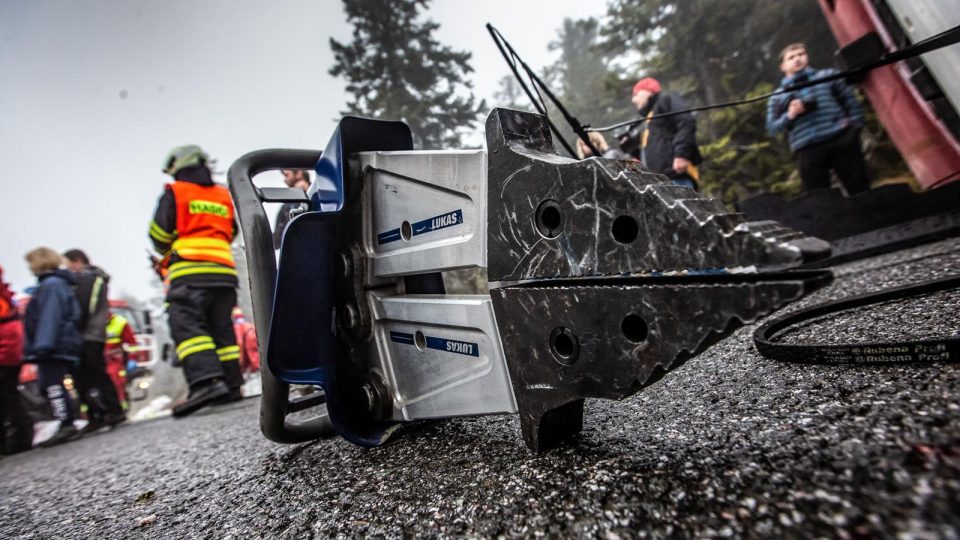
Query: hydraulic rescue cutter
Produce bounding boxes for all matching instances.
[228,108,833,453]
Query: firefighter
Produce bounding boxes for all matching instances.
[104,312,137,411]
[149,145,243,417]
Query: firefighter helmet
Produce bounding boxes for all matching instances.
[163,145,209,175]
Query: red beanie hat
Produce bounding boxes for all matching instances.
[632,77,661,96]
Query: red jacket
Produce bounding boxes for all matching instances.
[233,319,260,374]
[0,297,24,367]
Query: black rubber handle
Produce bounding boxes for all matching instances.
[227,149,337,443]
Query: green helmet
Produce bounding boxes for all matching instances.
[163,144,209,175]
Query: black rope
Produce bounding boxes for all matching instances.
[486,24,601,158]
[589,24,960,134]
[754,274,960,364]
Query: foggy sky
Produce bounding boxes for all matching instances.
[0,0,607,300]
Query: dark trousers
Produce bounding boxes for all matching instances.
[0,365,33,454]
[76,341,124,421]
[796,128,871,195]
[167,283,243,391]
[37,359,75,424]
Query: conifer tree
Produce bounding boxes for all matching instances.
[329,0,485,149]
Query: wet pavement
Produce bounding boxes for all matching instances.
[1,239,958,538]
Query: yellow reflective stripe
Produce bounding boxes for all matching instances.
[217,345,240,361]
[150,221,174,242]
[168,261,224,271]
[89,276,104,314]
[174,247,235,262]
[641,110,654,149]
[106,338,122,344]
[106,315,128,337]
[171,238,235,266]
[176,335,213,355]
[172,237,232,250]
[167,264,238,282]
[177,342,215,360]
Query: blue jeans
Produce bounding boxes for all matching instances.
[672,178,697,190]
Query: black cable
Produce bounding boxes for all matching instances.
[589,24,960,134]
[754,274,960,364]
[486,24,602,158]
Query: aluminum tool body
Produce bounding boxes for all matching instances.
[228,109,831,452]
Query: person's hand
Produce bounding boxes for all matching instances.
[672,156,691,173]
[787,99,805,120]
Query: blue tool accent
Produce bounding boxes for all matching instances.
[388,330,480,358]
[426,336,480,357]
[377,228,402,245]
[411,209,463,236]
[267,212,337,386]
[308,116,414,212]
[376,209,464,245]
[389,331,415,345]
[267,116,414,448]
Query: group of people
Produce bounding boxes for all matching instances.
[0,250,130,452]
[1,141,299,453]
[1,143,277,453]
[579,42,870,196]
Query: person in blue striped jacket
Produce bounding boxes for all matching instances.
[766,43,870,195]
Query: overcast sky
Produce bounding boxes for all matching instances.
[0,0,609,300]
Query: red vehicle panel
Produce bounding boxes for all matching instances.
[819,0,960,188]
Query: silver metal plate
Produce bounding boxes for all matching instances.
[358,150,487,282]
[366,291,517,420]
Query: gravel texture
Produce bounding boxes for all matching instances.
[1,239,958,539]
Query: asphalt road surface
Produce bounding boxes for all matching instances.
[2,238,958,538]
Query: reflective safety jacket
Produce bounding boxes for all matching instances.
[104,313,136,362]
[149,166,238,287]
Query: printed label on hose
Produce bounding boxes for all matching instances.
[820,343,951,364]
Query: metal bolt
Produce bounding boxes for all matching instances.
[550,327,580,365]
[360,383,377,414]
[341,304,359,329]
[336,252,353,279]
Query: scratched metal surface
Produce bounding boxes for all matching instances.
[484,109,818,281]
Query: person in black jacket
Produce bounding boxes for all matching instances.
[23,247,83,447]
[619,77,703,190]
[273,169,311,249]
[63,249,125,432]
